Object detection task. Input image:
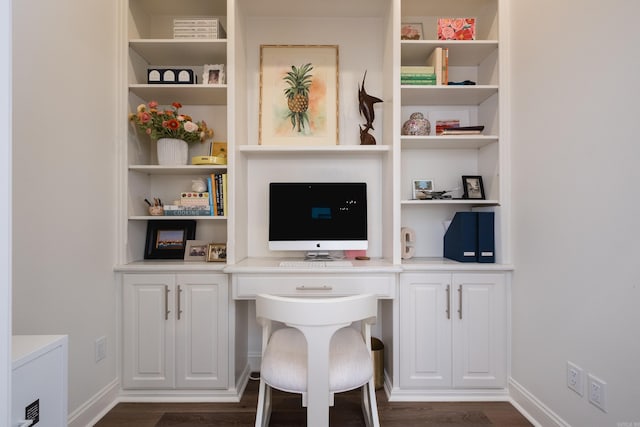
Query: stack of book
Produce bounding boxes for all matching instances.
[173,18,227,39]
[207,173,227,216]
[439,125,485,135]
[164,191,211,216]
[401,66,436,85]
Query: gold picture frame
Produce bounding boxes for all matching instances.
[259,45,339,146]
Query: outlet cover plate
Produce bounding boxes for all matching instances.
[567,361,584,396]
[588,373,607,412]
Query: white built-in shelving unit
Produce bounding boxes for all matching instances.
[116,0,511,401]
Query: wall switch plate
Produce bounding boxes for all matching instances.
[95,336,106,363]
[588,373,607,412]
[567,361,584,395]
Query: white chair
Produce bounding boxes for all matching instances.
[254,293,380,427]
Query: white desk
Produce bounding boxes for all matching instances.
[225,258,400,300]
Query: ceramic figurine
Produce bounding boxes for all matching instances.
[192,178,207,192]
[402,112,431,136]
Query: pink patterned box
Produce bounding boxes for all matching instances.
[437,18,476,40]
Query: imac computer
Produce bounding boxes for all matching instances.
[268,182,368,259]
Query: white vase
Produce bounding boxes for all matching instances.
[157,138,188,165]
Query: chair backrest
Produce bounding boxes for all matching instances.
[255,294,378,328]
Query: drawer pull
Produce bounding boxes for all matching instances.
[295,285,333,291]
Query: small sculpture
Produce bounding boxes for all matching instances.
[358,71,383,145]
[192,178,207,192]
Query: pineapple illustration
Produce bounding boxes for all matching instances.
[283,63,313,132]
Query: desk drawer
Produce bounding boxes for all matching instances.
[232,274,396,299]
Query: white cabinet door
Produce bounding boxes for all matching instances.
[452,273,506,388]
[399,273,452,388]
[400,272,507,390]
[123,274,176,389]
[175,274,228,389]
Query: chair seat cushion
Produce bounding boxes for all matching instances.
[261,326,373,394]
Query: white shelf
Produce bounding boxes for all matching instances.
[129,84,227,105]
[401,199,500,206]
[401,85,498,106]
[129,215,227,220]
[129,39,227,65]
[239,145,391,155]
[129,165,227,175]
[401,40,498,66]
[401,135,497,149]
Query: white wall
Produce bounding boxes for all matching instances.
[1,0,12,424]
[11,0,118,421]
[510,0,640,425]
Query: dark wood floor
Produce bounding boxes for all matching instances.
[95,378,533,427]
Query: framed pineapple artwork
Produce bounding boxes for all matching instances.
[259,45,339,146]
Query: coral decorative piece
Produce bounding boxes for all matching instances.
[437,18,476,40]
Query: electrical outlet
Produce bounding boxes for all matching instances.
[588,373,607,412]
[567,361,584,395]
[95,336,106,363]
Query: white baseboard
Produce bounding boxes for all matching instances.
[67,378,120,427]
[508,377,570,427]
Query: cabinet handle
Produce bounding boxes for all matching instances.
[164,285,171,320]
[446,284,451,319]
[177,285,183,320]
[18,421,34,427]
[458,285,463,319]
[295,285,333,291]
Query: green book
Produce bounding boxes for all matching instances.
[400,73,437,80]
[401,79,437,85]
[400,66,435,74]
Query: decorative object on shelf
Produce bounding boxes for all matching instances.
[440,125,484,135]
[402,112,431,136]
[462,175,485,199]
[144,220,196,259]
[157,138,188,165]
[145,197,164,215]
[207,243,226,262]
[173,17,226,39]
[400,227,415,260]
[412,179,434,200]
[191,178,207,192]
[259,45,339,146]
[202,64,225,85]
[437,18,476,40]
[429,110,470,136]
[401,23,424,40]
[358,71,383,145]
[148,206,164,216]
[129,100,214,165]
[184,240,209,261]
[147,68,195,84]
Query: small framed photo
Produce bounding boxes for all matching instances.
[144,220,196,259]
[401,23,424,40]
[462,175,485,200]
[203,64,225,85]
[207,243,227,262]
[184,240,209,261]
[412,179,434,200]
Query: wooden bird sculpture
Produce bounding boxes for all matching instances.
[358,71,383,145]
